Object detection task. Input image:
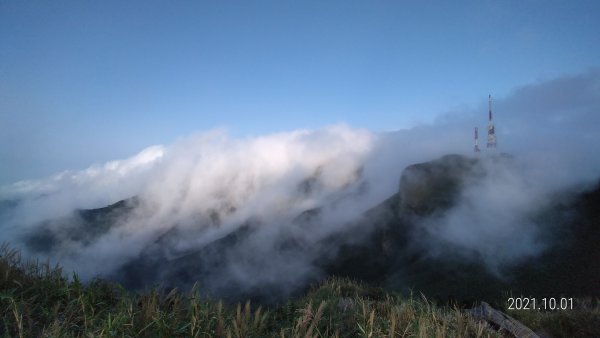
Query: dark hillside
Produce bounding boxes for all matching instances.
[323,155,600,303]
[17,154,600,305]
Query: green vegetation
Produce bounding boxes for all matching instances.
[1,244,598,337]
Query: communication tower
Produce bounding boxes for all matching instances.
[474,127,481,153]
[486,94,497,149]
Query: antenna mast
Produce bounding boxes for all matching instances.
[486,94,497,149]
[474,127,480,153]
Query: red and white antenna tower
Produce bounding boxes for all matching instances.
[486,94,497,149]
[474,127,481,153]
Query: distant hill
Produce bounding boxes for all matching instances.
[320,154,600,304]
[19,154,600,304]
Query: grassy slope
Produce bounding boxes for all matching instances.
[2,245,599,338]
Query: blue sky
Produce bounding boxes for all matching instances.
[1,0,599,184]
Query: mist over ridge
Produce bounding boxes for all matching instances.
[1,69,599,301]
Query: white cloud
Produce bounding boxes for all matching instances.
[0,70,598,297]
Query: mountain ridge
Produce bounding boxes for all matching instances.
[16,154,600,305]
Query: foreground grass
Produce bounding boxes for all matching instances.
[1,244,598,337]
